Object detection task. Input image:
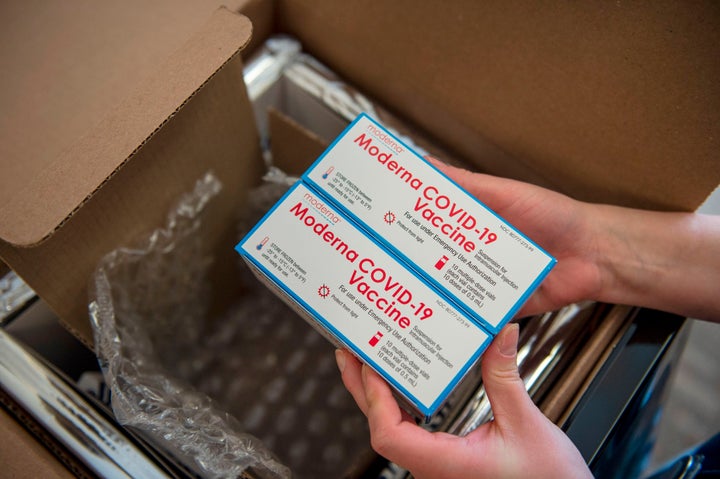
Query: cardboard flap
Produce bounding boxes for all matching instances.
[0,3,252,247]
[278,1,720,211]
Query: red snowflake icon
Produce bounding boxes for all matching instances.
[384,211,396,225]
[318,284,331,298]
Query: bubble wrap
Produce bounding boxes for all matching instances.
[89,172,290,479]
[89,170,372,479]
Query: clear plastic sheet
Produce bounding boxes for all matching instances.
[89,172,291,479]
[89,170,372,479]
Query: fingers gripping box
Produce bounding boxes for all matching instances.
[304,114,556,334]
[236,113,555,419]
[237,183,492,419]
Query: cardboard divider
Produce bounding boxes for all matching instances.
[268,108,329,175]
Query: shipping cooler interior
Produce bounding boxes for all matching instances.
[0,35,687,479]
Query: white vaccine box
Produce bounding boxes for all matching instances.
[304,114,556,334]
[236,182,492,420]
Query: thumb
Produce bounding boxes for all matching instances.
[481,323,539,429]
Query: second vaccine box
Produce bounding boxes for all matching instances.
[236,182,492,420]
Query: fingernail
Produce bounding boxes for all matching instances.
[497,323,519,357]
[335,349,346,373]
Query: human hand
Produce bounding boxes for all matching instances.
[336,324,592,479]
[430,160,720,322]
[429,159,603,317]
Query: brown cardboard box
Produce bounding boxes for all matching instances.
[275,1,720,211]
[0,407,77,479]
[2,0,718,355]
[1,0,718,476]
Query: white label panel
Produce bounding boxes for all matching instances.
[304,114,555,332]
[237,183,491,417]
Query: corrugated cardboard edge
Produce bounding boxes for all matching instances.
[0,393,88,479]
[238,0,277,59]
[0,7,253,247]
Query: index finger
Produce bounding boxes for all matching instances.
[361,365,464,471]
[425,157,526,213]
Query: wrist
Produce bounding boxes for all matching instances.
[567,201,615,305]
[580,204,720,321]
[584,203,632,305]
[585,202,665,308]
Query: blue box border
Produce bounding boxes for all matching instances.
[301,113,556,334]
[236,182,493,419]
